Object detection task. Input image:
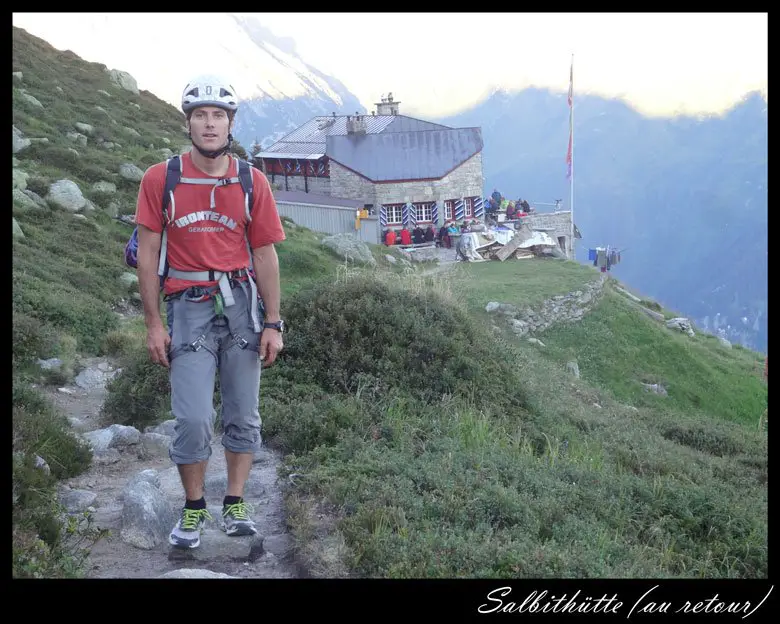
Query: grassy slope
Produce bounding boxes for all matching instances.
[273,262,766,579]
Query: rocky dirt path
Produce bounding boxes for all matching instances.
[44,354,301,579]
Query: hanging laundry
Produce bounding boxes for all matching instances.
[588,248,597,261]
[597,248,607,269]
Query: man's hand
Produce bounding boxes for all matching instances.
[259,328,283,366]
[147,324,171,368]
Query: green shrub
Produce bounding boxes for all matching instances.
[267,274,530,413]
[13,312,59,365]
[12,382,92,479]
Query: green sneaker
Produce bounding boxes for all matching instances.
[169,507,212,548]
[221,501,257,536]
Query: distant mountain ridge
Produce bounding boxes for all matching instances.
[437,88,768,352]
[226,14,366,149]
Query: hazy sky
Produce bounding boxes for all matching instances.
[13,12,767,119]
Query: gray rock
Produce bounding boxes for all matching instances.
[35,455,51,475]
[106,69,139,94]
[59,488,98,513]
[19,91,43,108]
[12,168,28,191]
[158,569,238,579]
[46,179,86,212]
[12,218,24,240]
[119,163,144,182]
[65,131,88,146]
[108,424,141,448]
[82,424,140,451]
[92,181,117,194]
[74,122,94,135]
[666,317,695,337]
[119,272,139,291]
[166,507,264,563]
[320,233,376,266]
[510,319,529,336]
[121,481,178,550]
[82,429,114,452]
[566,361,580,378]
[74,367,108,390]
[384,254,397,265]
[141,432,171,458]
[485,301,500,313]
[12,125,31,154]
[93,449,122,465]
[12,71,22,82]
[13,189,39,212]
[145,419,177,437]
[37,357,62,370]
[124,469,162,494]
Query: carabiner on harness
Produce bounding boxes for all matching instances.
[214,292,224,317]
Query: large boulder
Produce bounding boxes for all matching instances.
[46,179,86,212]
[321,233,376,266]
[121,479,178,549]
[106,69,139,94]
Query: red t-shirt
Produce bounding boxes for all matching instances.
[135,152,286,295]
[400,229,411,245]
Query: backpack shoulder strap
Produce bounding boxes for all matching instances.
[161,155,182,225]
[157,155,181,282]
[236,157,254,222]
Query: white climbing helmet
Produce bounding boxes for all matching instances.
[180,75,239,114]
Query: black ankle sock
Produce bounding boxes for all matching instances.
[184,497,206,510]
[223,495,242,507]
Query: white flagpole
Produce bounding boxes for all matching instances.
[569,54,575,259]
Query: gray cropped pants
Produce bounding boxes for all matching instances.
[165,280,263,464]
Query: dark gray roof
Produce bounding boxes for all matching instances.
[256,114,451,159]
[258,142,325,159]
[326,128,483,182]
[273,190,364,209]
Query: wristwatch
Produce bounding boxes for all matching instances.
[263,320,286,333]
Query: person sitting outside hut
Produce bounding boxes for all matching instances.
[505,201,516,220]
[412,223,425,245]
[400,226,412,246]
[438,222,450,248]
[424,223,436,244]
[385,228,396,246]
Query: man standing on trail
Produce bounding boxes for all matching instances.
[134,75,287,549]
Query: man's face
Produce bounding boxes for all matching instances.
[188,106,231,148]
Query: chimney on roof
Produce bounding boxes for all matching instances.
[346,113,367,136]
[374,92,400,116]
